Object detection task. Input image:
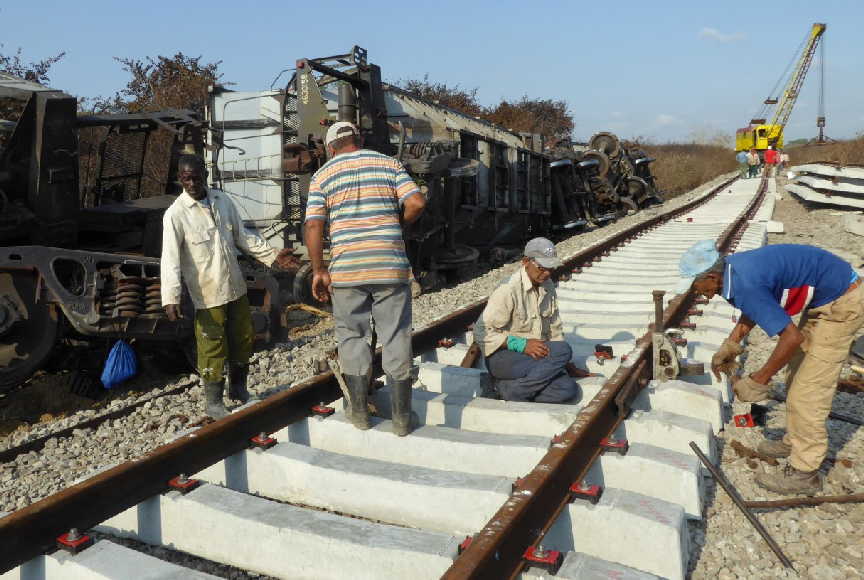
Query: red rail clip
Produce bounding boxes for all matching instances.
[733,414,756,428]
[458,535,474,555]
[550,433,565,447]
[523,545,563,574]
[687,217,694,222]
[167,474,201,494]
[511,476,525,493]
[311,404,335,417]
[437,338,455,348]
[250,432,277,450]
[679,320,696,330]
[600,437,629,455]
[56,529,94,553]
[569,481,603,504]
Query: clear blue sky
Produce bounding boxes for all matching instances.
[2,1,861,143]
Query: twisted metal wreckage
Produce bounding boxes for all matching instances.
[0,47,662,390]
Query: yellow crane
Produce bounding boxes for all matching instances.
[736,22,826,152]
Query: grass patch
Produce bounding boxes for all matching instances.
[788,136,864,166]
[641,143,736,199]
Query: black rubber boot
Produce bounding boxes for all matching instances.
[228,363,250,403]
[204,380,228,419]
[389,377,413,436]
[344,374,371,430]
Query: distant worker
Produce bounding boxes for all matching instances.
[680,241,863,495]
[475,238,586,403]
[161,155,298,419]
[778,149,790,172]
[304,122,426,436]
[747,148,760,179]
[736,149,749,179]
[763,145,779,177]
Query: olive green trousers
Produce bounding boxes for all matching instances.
[194,295,254,383]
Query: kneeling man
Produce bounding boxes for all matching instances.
[475,238,581,403]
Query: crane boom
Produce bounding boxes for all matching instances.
[735,22,826,152]
[769,22,826,137]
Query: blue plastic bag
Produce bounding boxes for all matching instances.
[100,340,138,389]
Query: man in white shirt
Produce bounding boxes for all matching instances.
[473,238,583,403]
[161,155,297,418]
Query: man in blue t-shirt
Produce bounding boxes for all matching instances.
[680,242,863,495]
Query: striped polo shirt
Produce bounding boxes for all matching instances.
[305,149,420,287]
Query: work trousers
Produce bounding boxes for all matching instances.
[782,284,864,471]
[332,283,413,380]
[195,295,254,383]
[748,165,759,178]
[738,162,749,179]
[763,164,776,177]
[486,340,579,403]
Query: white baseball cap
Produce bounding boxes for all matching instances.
[325,121,360,146]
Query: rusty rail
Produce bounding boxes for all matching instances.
[0,174,751,573]
[444,176,767,578]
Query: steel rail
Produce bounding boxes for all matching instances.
[443,176,768,578]
[0,174,744,574]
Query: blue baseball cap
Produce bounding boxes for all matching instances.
[677,240,720,294]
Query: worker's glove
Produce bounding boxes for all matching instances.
[733,374,771,402]
[711,338,743,380]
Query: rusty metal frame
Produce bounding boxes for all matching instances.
[0,175,762,574]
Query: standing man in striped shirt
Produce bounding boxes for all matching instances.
[304,122,426,435]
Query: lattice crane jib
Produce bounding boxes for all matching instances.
[768,23,826,140]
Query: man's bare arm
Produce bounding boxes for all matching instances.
[751,322,804,384]
[728,314,757,343]
[402,193,426,225]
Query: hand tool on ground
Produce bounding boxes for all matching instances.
[689,441,794,570]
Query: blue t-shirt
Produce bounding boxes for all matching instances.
[736,151,748,164]
[723,245,855,337]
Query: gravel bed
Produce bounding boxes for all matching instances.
[689,177,864,579]
[0,174,734,539]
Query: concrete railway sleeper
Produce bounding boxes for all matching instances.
[0,175,774,579]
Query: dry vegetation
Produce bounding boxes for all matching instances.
[642,143,737,198]
[788,135,864,166]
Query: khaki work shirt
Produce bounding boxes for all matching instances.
[161,189,278,310]
[474,267,565,357]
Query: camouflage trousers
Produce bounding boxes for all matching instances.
[195,295,254,383]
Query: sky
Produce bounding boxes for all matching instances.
[2,1,861,144]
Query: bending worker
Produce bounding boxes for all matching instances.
[680,241,863,494]
[474,238,583,403]
[304,122,425,436]
[161,155,297,419]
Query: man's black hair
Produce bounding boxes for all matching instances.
[177,154,206,173]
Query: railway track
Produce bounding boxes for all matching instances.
[0,175,774,579]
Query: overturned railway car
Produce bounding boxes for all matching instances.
[0,74,285,390]
[207,46,662,294]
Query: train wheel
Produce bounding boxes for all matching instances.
[0,272,59,393]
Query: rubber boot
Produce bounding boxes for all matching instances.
[344,374,371,430]
[389,377,413,437]
[228,363,250,403]
[204,380,228,419]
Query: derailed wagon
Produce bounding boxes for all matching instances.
[207,46,662,293]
